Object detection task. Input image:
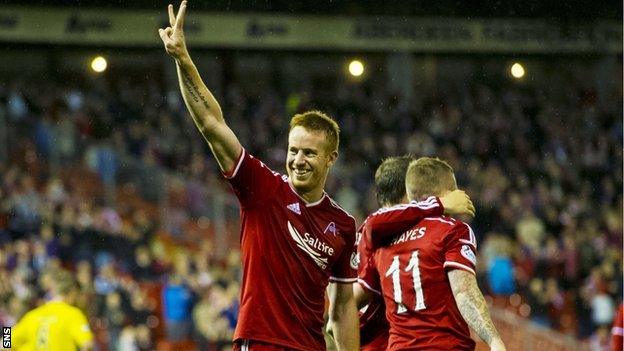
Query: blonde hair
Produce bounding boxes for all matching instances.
[405,157,457,200]
[289,110,340,152]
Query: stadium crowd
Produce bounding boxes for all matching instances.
[0,60,621,350]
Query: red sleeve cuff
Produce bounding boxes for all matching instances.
[222,148,245,179]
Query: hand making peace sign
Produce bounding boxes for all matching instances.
[158,1,188,60]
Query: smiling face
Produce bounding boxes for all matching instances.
[286,126,338,202]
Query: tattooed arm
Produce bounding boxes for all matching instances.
[158,1,242,173]
[448,269,506,351]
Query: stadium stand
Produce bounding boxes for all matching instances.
[0,54,620,349]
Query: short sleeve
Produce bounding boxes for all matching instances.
[329,221,358,283]
[366,197,444,249]
[70,310,94,347]
[443,222,478,275]
[358,254,381,295]
[223,148,284,206]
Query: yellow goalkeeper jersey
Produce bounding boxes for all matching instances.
[12,301,93,351]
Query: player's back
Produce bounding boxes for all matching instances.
[13,301,93,351]
[373,216,477,351]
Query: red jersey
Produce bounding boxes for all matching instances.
[358,297,388,351]
[356,198,444,351]
[612,303,623,351]
[224,149,357,351]
[361,213,477,351]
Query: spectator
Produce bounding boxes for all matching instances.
[0,57,620,347]
[162,274,193,342]
[103,291,126,350]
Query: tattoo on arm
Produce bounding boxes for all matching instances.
[179,65,212,111]
[449,270,501,344]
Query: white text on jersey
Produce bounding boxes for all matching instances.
[288,221,333,269]
[390,227,426,246]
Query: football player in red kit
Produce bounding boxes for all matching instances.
[360,157,505,351]
[159,2,358,350]
[352,156,476,350]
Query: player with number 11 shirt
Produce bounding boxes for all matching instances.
[361,157,506,351]
[368,214,477,349]
[355,156,476,351]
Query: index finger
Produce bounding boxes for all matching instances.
[168,4,175,27]
[175,1,187,30]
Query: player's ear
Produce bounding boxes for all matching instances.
[327,150,338,167]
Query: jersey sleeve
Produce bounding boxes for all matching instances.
[357,256,381,296]
[329,220,357,283]
[443,222,478,275]
[366,197,444,248]
[356,223,382,295]
[223,148,284,206]
[70,309,94,347]
[612,304,624,351]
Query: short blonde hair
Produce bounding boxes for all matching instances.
[405,157,457,200]
[289,110,340,152]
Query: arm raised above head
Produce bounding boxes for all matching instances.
[159,1,242,174]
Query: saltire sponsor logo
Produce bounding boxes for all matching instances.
[288,221,332,269]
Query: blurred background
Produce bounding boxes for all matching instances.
[0,1,621,350]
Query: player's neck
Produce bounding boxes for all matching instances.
[383,201,404,208]
[299,188,324,204]
[291,182,325,204]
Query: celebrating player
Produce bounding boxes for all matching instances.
[351,155,476,350]
[158,2,358,350]
[360,157,505,351]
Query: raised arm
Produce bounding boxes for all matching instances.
[327,282,359,351]
[448,269,506,351]
[367,191,475,248]
[158,1,242,173]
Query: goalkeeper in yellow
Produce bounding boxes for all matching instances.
[12,270,94,351]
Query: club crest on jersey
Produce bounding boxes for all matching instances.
[287,202,301,215]
[288,221,332,269]
[461,245,477,265]
[324,222,338,236]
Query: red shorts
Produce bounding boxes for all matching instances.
[233,339,295,351]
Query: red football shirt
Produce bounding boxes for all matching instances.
[356,198,444,350]
[612,303,623,351]
[358,297,388,351]
[361,214,477,351]
[224,149,357,351]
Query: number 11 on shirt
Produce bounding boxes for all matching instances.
[384,251,426,314]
